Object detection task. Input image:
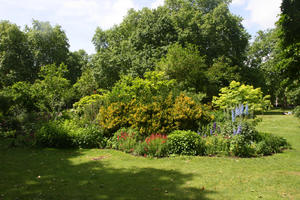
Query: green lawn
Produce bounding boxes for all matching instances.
[0,111,299,200]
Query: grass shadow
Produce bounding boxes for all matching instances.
[0,146,215,200]
[262,111,285,115]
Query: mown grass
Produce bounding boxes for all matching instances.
[0,110,299,200]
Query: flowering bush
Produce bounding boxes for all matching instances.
[111,128,139,153]
[142,134,168,157]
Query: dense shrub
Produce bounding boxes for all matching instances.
[229,135,256,157]
[34,120,72,148]
[98,102,133,136]
[167,130,205,156]
[255,132,289,154]
[73,94,105,122]
[212,81,271,114]
[34,119,105,148]
[98,93,213,136]
[63,120,106,148]
[110,128,139,152]
[293,106,300,118]
[110,128,168,157]
[128,95,174,136]
[204,135,231,156]
[143,134,168,157]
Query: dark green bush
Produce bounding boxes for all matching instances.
[256,132,289,154]
[229,135,256,157]
[293,106,300,118]
[255,141,273,155]
[167,130,205,156]
[204,135,231,156]
[35,120,72,148]
[34,119,105,148]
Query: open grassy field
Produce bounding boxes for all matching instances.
[0,111,299,200]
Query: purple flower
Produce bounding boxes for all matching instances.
[210,129,213,135]
[213,122,217,132]
[235,107,240,117]
[245,104,249,115]
[240,104,244,115]
[197,131,201,135]
[237,125,242,134]
[231,109,236,122]
[233,128,237,136]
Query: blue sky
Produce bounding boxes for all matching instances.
[0,0,282,54]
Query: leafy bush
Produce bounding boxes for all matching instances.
[110,128,139,153]
[229,135,256,157]
[293,106,300,118]
[212,81,271,114]
[98,93,213,136]
[62,120,106,148]
[98,102,133,136]
[167,130,205,156]
[34,120,72,148]
[73,94,105,123]
[143,134,168,157]
[204,135,231,156]
[128,95,174,136]
[257,133,290,155]
[34,119,105,148]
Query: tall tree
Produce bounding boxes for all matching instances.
[0,21,33,88]
[91,0,249,91]
[25,20,70,72]
[277,0,300,104]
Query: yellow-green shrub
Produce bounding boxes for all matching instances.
[98,93,213,136]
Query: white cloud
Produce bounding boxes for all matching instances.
[231,0,281,30]
[151,0,164,9]
[231,0,246,6]
[245,0,281,30]
[0,0,139,53]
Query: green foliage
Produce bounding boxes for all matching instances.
[91,0,249,89]
[276,0,300,105]
[73,68,98,98]
[98,101,132,135]
[31,63,74,118]
[65,49,89,84]
[73,94,105,123]
[34,119,105,148]
[107,71,177,104]
[157,43,208,93]
[212,81,271,113]
[34,120,72,148]
[293,106,300,118]
[167,130,205,156]
[98,93,213,136]
[110,128,139,153]
[25,20,70,69]
[255,132,289,154]
[0,21,34,88]
[204,135,231,156]
[172,94,213,131]
[229,135,256,157]
[62,120,106,148]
